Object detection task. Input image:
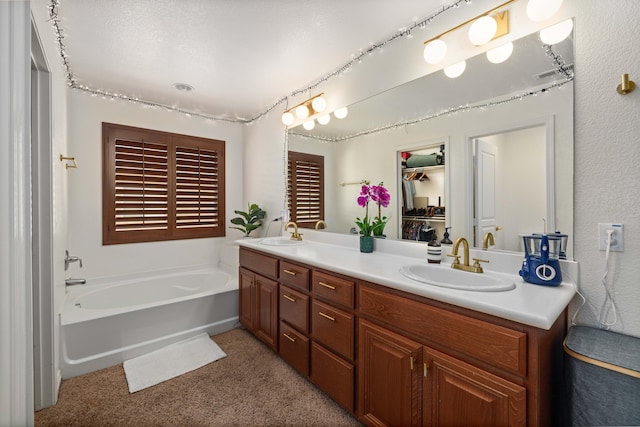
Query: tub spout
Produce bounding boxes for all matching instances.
[65,278,86,286]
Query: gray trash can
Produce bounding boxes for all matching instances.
[563,326,640,426]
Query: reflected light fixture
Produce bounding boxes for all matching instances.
[317,114,331,125]
[334,106,349,119]
[526,0,563,22]
[486,42,514,63]
[423,0,513,65]
[539,19,573,45]
[302,120,315,130]
[281,93,326,126]
[444,61,466,78]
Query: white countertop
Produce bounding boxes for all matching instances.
[237,233,577,330]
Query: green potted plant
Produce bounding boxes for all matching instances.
[230,203,266,237]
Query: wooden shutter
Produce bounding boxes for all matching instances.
[113,139,169,232]
[103,123,225,244]
[288,151,324,228]
[175,143,222,231]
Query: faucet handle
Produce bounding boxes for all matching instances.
[472,258,489,273]
[447,253,461,264]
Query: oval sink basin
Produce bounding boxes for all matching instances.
[261,237,306,246]
[399,264,515,292]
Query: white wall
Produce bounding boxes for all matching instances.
[66,92,244,281]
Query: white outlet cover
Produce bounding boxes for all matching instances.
[598,223,624,251]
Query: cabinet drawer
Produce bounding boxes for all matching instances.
[239,248,278,279]
[312,271,355,309]
[311,300,354,360]
[359,284,527,376]
[279,321,309,377]
[310,342,354,413]
[279,285,309,333]
[279,261,310,291]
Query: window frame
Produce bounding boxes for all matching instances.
[102,122,225,245]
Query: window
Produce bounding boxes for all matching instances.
[288,151,324,228]
[102,122,225,244]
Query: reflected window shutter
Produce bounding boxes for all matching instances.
[288,151,324,227]
[114,139,168,231]
[175,145,221,229]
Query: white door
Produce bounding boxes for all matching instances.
[474,139,498,247]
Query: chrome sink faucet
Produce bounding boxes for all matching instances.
[448,237,488,273]
[64,250,83,271]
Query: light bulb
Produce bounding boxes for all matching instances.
[295,104,310,119]
[281,111,295,126]
[444,61,466,78]
[334,107,348,119]
[311,96,326,113]
[468,15,497,45]
[317,114,331,125]
[486,42,514,64]
[539,19,573,45]
[423,39,447,64]
[526,0,563,22]
[302,120,315,130]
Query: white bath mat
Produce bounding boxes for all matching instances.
[123,332,226,393]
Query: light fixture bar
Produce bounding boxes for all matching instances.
[284,93,325,116]
[423,0,516,45]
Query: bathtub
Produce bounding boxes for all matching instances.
[60,267,238,378]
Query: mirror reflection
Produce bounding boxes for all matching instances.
[287,26,574,259]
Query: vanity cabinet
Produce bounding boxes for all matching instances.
[238,246,565,426]
[358,281,563,427]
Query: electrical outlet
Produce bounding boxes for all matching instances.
[279,210,286,221]
[598,223,624,251]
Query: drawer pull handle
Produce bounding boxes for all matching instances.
[283,333,296,343]
[283,269,297,276]
[318,281,336,290]
[283,294,297,303]
[318,311,335,322]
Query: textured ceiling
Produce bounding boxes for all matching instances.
[59,0,448,121]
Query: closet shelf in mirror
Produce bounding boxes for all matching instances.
[402,216,445,222]
[402,165,444,173]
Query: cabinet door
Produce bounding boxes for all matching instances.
[238,268,255,332]
[359,319,422,427]
[255,275,279,351]
[423,346,526,427]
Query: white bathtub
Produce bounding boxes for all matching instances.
[60,267,238,378]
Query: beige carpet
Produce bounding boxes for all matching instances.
[36,327,361,426]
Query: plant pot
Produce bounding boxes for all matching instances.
[360,236,374,253]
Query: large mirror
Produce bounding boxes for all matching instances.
[288,26,574,259]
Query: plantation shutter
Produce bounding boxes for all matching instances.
[103,123,225,244]
[114,139,169,232]
[175,143,222,230]
[288,151,324,228]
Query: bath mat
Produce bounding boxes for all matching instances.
[123,332,226,393]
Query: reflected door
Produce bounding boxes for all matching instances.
[474,139,497,247]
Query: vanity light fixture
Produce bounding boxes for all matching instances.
[486,42,514,64]
[317,114,331,125]
[423,0,514,65]
[281,93,327,125]
[444,61,467,78]
[334,106,349,119]
[539,19,573,45]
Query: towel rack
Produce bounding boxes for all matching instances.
[340,180,369,187]
[59,155,77,169]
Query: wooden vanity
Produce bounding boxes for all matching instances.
[239,245,567,426]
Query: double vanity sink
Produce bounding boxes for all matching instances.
[261,236,515,292]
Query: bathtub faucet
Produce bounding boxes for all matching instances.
[65,250,83,271]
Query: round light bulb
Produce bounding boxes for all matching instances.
[526,0,563,22]
[486,42,514,64]
[444,61,466,78]
[539,19,573,45]
[281,111,295,126]
[311,96,326,113]
[334,107,348,119]
[317,114,331,125]
[423,39,447,64]
[302,120,315,130]
[468,16,497,46]
[295,104,310,119]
